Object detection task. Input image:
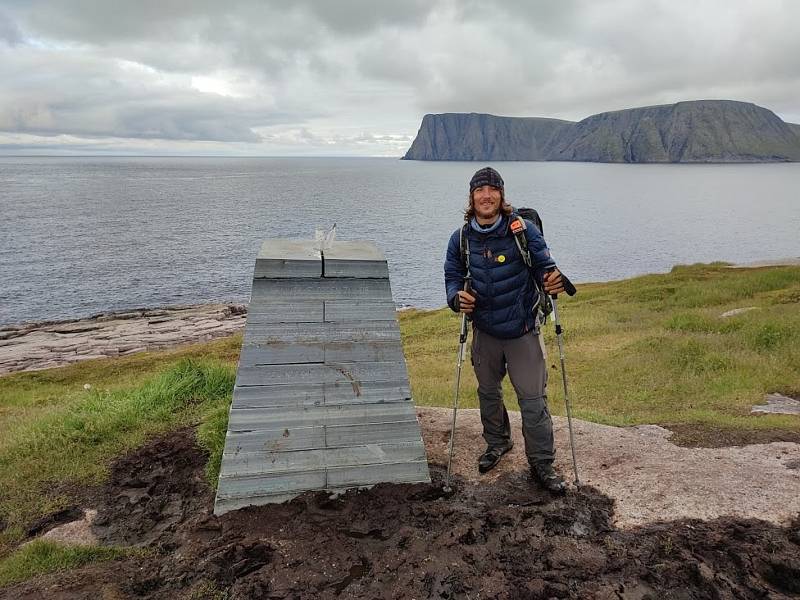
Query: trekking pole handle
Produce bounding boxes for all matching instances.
[459,277,472,343]
[545,268,577,299]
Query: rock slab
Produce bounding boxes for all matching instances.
[0,304,247,376]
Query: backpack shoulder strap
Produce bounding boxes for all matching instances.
[510,213,547,316]
[509,215,532,268]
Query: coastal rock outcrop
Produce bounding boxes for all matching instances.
[0,304,246,375]
[403,100,800,162]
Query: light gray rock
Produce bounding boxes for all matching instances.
[0,304,247,375]
[752,393,800,415]
[720,307,758,318]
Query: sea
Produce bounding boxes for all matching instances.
[1,156,799,327]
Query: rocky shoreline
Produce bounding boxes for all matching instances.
[0,304,247,375]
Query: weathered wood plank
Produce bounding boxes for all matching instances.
[323,380,411,405]
[243,321,400,345]
[225,426,326,454]
[243,301,396,323]
[227,401,418,432]
[214,492,304,514]
[215,469,327,500]
[254,240,321,279]
[213,460,430,514]
[238,343,325,366]
[235,360,408,387]
[239,340,405,366]
[219,441,427,477]
[215,460,429,503]
[231,383,325,408]
[324,300,397,322]
[230,380,411,409]
[328,460,430,487]
[224,420,422,454]
[251,277,392,302]
[325,420,424,447]
[323,241,389,279]
[324,342,405,363]
[246,301,324,324]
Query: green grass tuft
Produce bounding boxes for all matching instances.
[0,540,130,587]
[197,402,231,489]
[747,322,795,351]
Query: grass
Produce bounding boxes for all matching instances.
[0,540,131,587]
[402,263,800,432]
[1,263,799,579]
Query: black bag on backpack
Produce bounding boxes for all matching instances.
[516,207,544,236]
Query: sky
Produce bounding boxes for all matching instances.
[1,0,799,156]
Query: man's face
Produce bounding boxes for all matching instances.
[472,185,502,221]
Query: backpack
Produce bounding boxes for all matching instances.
[459,208,553,324]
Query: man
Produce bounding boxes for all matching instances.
[444,166,567,493]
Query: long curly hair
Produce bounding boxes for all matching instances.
[463,189,514,222]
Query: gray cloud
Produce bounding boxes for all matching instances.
[289,0,436,34]
[0,47,302,142]
[0,0,798,154]
[0,10,23,45]
[12,1,438,48]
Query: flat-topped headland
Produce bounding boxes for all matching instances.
[404,99,800,162]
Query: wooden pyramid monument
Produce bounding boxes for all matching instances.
[214,239,430,514]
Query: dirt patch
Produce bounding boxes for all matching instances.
[89,427,213,548]
[667,423,800,447]
[4,426,800,599]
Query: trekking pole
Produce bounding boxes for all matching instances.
[550,294,580,486]
[443,277,472,493]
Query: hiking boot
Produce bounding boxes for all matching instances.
[531,461,567,494]
[477,443,513,474]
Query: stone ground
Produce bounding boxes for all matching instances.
[0,304,246,375]
[419,407,800,528]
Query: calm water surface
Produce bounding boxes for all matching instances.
[1,157,798,326]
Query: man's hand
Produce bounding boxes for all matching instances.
[543,268,566,296]
[456,290,476,314]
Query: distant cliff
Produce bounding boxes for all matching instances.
[403,100,800,162]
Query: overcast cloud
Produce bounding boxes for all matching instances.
[0,0,798,155]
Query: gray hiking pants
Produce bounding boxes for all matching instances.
[471,327,555,464]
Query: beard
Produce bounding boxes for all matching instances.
[475,203,501,220]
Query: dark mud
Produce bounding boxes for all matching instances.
[25,506,84,537]
[3,429,800,599]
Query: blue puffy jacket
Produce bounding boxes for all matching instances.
[444,213,557,339]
